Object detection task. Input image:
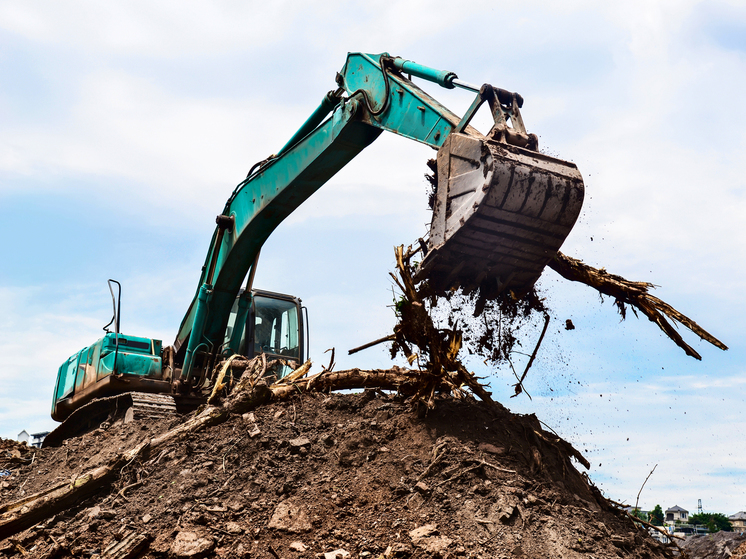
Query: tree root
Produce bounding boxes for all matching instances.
[388,245,493,407]
[549,251,727,360]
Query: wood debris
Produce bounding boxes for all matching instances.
[548,252,727,360]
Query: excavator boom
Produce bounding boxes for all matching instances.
[175,52,584,383]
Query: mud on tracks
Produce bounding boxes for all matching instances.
[1,392,673,558]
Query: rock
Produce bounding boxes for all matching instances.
[499,504,517,523]
[203,504,227,513]
[409,523,451,554]
[268,499,312,533]
[477,442,504,455]
[415,536,453,554]
[225,522,244,534]
[406,492,425,509]
[170,531,215,558]
[85,506,115,520]
[323,549,350,559]
[375,410,391,422]
[610,535,632,548]
[249,425,262,438]
[414,481,431,494]
[289,437,311,454]
[289,541,308,552]
[142,513,152,524]
[409,523,438,540]
[512,544,526,557]
[388,543,413,557]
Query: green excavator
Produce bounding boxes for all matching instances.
[45,52,584,446]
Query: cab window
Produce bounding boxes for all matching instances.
[253,296,300,359]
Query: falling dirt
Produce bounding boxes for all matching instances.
[1,391,677,558]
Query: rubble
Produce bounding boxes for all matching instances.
[681,531,746,559]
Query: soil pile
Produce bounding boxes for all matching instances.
[681,531,746,559]
[2,392,674,558]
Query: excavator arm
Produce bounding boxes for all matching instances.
[174,52,585,384]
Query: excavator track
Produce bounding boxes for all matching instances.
[125,392,178,422]
[43,392,178,447]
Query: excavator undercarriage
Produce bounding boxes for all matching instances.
[44,393,181,448]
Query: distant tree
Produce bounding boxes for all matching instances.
[689,513,733,533]
[650,505,664,526]
[631,508,649,522]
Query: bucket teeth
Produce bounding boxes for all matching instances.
[419,133,584,294]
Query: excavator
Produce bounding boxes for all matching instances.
[44,52,585,446]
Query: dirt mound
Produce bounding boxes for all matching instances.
[681,531,746,559]
[1,392,673,558]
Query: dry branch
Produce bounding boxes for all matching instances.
[549,251,727,359]
[348,334,396,355]
[511,312,550,399]
[634,463,657,513]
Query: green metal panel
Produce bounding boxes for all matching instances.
[339,52,462,148]
[52,332,163,415]
[98,351,161,378]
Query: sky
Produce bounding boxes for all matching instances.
[1,0,745,516]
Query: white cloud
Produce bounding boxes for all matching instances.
[1,0,744,515]
[0,1,296,57]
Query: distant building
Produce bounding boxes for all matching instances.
[648,527,670,544]
[16,430,49,448]
[30,432,49,448]
[730,512,746,534]
[665,505,689,525]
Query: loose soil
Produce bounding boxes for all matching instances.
[681,531,746,559]
[2,392,676,558]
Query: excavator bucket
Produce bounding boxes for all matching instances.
[418,132,584,295]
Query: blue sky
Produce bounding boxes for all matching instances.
[1,1,745,515]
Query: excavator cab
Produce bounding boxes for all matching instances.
[223,289,306,378]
